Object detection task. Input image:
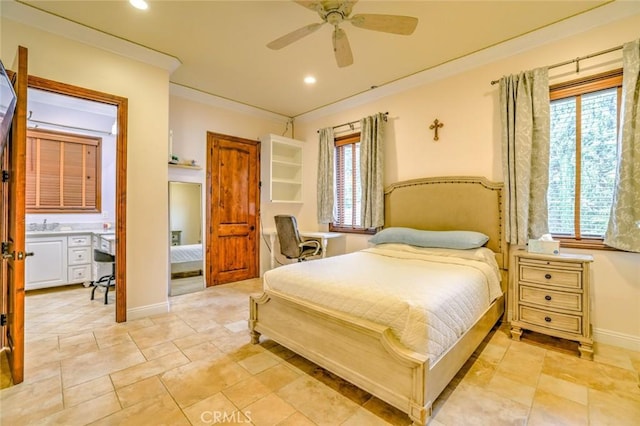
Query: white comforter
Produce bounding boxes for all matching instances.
[263,243,502,362]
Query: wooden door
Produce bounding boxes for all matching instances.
[0,46,28,385]
[205,132,260,286]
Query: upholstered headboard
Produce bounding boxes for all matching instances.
[384,176,507,270]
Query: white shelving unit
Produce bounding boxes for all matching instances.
[260,134,304,203]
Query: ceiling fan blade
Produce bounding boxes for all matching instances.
[332,27,353,68]
[267,22,324,50]
[350,14,418,35]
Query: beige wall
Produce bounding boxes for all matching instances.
[1,19,171,317]
[290,14,640,349]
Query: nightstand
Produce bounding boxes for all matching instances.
[510,250,594,360]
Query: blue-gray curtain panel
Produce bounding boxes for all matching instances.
[359,113,385,229]
[500,67,550,245]
[316,127,335,224]
[605,39,640,252]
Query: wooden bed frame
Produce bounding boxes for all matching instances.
[249,176,507,425]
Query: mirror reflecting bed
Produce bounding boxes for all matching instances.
[169,181,204,296]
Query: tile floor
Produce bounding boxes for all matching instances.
[1,280,639,425]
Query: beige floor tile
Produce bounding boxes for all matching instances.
[277,376,360,425]
[128,319,197,349]
[487,371,536,407]
[38,391,121,425]
[61,340,145,388]
[589,387,640,426]
[110,351,191,389]
[536,373,588,405]
[161,356,251,407]
[360,396,413,425]
[459,355,497,387]
[342,406,396,426]
[276,411,316,426]
[433,382,529,425]
[181,340,226,362]
[116,375,168,408]
[528,388,588,426]
[140,341,180,361]
[64,375,114,407]
[238,351,281,374]
[183,391,250,426]
[222,375,272,408]
[0,375,64,424]
[255,363,302,391]
[91,393,190,426]
[244,392,296,426]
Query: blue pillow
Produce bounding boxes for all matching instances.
[369,227,489,250]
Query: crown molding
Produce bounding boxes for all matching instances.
[294,0,640,123]
[169,83,290,122]
[2,0,181,72]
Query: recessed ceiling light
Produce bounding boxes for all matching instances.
[129,0,148,10]
[304,76,316,85]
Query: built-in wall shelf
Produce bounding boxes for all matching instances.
[169,163,202,170]
[260,134,304,203]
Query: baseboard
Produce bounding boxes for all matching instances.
[593,327,640,351]
[127,301,169,320]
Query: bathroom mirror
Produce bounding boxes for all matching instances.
[169,181,204,296]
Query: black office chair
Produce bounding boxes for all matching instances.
[274,215,322,262]
[91,249,115,304]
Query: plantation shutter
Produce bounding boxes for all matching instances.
[26,129,101,213]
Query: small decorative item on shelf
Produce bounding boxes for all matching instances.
[190,160,197,167]
[169,154,179,164]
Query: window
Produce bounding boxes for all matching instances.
[548,69,622,247]
[26,128,101,213]
[330,133,374,234]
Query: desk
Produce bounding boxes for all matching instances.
[264,229,343,269]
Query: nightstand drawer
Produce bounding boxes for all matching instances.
[519,285,582,311]
[520,266,581,289]
[519,306,582,334]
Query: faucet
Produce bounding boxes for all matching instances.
[41,218,47,231]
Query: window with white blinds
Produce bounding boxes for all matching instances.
[330,133,373,234]
[548,69,622,245]
[26,129,101,213]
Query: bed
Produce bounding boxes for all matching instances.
[249,176,507,425]
[170,244,203,279]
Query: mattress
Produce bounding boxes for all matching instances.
[262,243,502,362]
[170,244,203,264]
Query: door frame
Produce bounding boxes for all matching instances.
[27,76,128,322]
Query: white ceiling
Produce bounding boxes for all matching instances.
[12,0,618,117]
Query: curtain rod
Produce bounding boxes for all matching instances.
[317,112,389,133]
[490,44,624,85]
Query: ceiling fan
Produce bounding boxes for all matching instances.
[267,0,418,68]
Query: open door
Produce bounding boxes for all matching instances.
[205,132,260,286]
[0,46,28,385]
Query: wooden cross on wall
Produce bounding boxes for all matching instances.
[429,119,444,141]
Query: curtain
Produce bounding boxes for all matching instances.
[500,67,550,245]
[604,39,640,252]
[316,127,335,224]
[359,113,385,229]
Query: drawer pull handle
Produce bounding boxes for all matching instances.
[544,316,552,323]
[545,295,552,301]
[544,273,552,279]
